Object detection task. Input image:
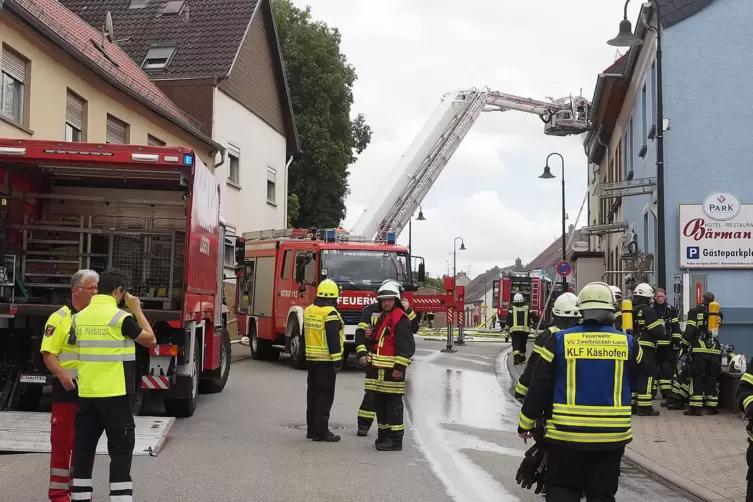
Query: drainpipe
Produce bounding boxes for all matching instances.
[284,155,293,227]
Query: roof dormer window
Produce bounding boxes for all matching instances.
[141,45,176,71]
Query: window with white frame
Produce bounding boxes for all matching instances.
[65,90,85,142]
[1,47,27,124]
[224,235,235,267]
[141,46,176,71]
[106,114,129,144]
[266,167,276,204]
[227,149,240,185]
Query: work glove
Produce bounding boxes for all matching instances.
[515,440,547,494]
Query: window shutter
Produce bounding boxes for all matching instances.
[147,135,165,147]
[1,49,26,82]
[66,92,84,130]
[106,115,127,144]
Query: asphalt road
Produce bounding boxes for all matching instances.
[0,339,695,501]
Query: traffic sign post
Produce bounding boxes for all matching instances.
[556,260,572,277]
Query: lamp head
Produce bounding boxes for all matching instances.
[539,165,555,179]
[607,19,643,47]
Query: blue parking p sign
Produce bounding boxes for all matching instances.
[686,246,700,260]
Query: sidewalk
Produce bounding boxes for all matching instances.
[507,342,748,502]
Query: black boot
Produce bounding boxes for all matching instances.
[637,407,660,416]
[665,400,686,410]
[357,427,369,437]
[375,431,388,446]
[706,407,719,415]
[313,431,341,442]
[684,408,703,416]
[376,439,403,451]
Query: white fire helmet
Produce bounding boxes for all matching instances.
[633,283,654,298]
[553,292,579,318]
[377,281,401,300]
[730,354,747,374]
[513,293,525,303]
[610,285,622,300]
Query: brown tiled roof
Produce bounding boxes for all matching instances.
[59,0,258,79]
[525,229,583,272]
[6,0,219,149]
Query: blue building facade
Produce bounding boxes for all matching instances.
[586,0,753,353]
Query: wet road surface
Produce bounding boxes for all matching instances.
[406,339,697,501]
[0,340,696,501]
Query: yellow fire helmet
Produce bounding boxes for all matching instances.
[316,279,340,299]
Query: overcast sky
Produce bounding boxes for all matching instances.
[292,0,642,279]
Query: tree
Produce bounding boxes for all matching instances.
[273,0,372,228]
[623,252,653,291]
[287,193,300,228]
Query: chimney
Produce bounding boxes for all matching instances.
[515,257,522,268]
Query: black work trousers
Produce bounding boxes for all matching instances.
[306,362,337,438]
[746,442,753,501]
[357,366,377,430]
[374,391,404,442]
[511,331,529,361]
[689,352,721,408]
[636,345,657,409]
[656,344,675,396]
[71,395,135,501]
[546,443,624,502]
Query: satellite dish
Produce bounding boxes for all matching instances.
[104,11,114,43]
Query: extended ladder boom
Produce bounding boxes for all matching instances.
[350,87,590,240]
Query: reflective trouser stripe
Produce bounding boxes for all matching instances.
[72,479,92,487]
[110,482,132,491]
[358,409,376,418]
[110,497,132,501]
[71,494,91,501]
[51,467,70,476]
[49,481,70,489]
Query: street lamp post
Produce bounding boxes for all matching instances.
[442,237,466,352]
[607,0,665,290]
[540,152,568,291]
[407,205,426,255]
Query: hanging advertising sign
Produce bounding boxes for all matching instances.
[679,192,753,268]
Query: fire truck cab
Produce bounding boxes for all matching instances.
[234,228,426,369]
[493,270,554,329]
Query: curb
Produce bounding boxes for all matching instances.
[503,349,728,502]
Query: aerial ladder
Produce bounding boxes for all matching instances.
[350,87,591,241]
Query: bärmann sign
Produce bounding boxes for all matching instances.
[679,192,753,268]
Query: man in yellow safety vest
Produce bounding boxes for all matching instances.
[304,279,344,442]
[69,268,155,502]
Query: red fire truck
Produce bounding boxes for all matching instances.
[0,139,229,419]
[234,228,462,369]
[493,270,555,328]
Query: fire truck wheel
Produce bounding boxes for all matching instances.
[250,323,280,361]
[200,329,231,394]
[164,337,199,418]
[289,319,307,370]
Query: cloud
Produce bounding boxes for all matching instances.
[295,0,643,279]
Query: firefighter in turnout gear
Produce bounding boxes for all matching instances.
[515,292,580,400]
[684,292,722,416]
[304,279,345,441]
[632,283,666,416]
[41,270,98,502]
[355,280,418,436]
[517,282,642,501]
[367,281,415,451]
[734,360,753,501]
[653,288,682,399]
[70,268,156,502]
[610,286,623,331]
[508,293,538,365]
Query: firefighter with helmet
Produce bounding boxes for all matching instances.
[303,279,345,442]
[684,292,722,416]
[517,282,643,500]
[367,281,415,451]
[734,357,753,500]
[632,283,666,416]
[515,292,580,400]
[508,293,538,365]
[355,280,418,436]
[610,286,623,331]
[653,288,682,399]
